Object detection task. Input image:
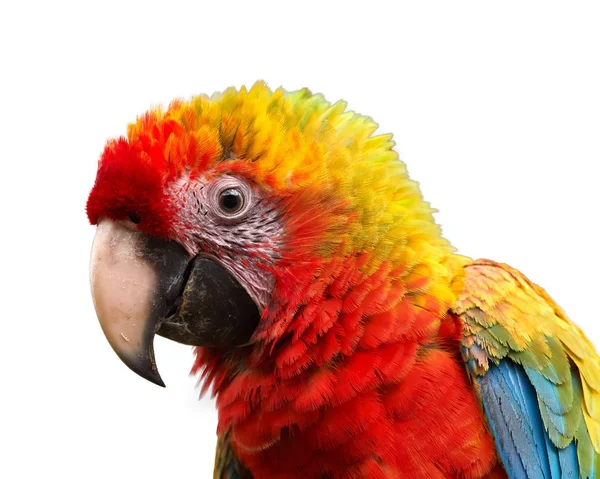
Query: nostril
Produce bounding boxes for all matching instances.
[128,212,141,224]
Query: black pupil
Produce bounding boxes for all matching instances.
[220,189,242,212]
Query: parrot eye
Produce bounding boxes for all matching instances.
[219,188,244,214]
[209,176,253,222]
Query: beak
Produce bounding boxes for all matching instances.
[89,219,260,387]
[89,219,189,386]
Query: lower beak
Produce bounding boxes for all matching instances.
[89,219,260,387]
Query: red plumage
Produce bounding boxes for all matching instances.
[87,87,512,477]
[193,254,505,478]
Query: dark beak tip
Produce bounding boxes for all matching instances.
[132,362,166,388]
[144,370,166,388]
[115,350,166,388]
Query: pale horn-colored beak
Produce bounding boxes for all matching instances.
[89,219,189,387]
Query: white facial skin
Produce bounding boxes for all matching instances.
[168,174,284,311]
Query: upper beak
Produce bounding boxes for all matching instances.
[89,219,189,387]
[89,219,260,387]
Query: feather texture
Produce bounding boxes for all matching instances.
[214,430,253,479]
[455,260,600,479]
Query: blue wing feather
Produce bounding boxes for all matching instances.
[477,361,579,479]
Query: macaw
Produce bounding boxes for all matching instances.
[87,82,600,478]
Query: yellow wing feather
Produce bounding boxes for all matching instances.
[454,259,600,454]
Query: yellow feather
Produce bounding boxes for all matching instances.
[455,259,600,454]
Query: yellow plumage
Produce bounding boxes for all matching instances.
[455,260,600,474]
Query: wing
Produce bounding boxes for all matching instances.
[214,429,253,479]
[453,259,600,479]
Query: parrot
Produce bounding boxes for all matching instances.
[86,82,600,479]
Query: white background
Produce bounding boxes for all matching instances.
[1,1,599,478]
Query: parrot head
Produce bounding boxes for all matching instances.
[87,82,456,388]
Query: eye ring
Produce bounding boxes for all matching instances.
[209,175,253,222]
[218,187,245,216]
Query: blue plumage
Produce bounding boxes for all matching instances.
[478,361,579,479]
